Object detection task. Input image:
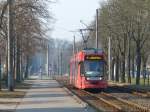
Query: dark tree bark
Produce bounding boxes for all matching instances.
[132,58,135,78]
[111,58,115,81]
[20,54,23,81]
[143,63,146,86]
[148,72,150,86]
[0,55,1,90]
[24,55,29,79]
[115,55,119,82]
[121,35,127,83]
[119,58,122,82]
[121,54,126,83]
[5,47,8,87]
[127,38,131,83]
[13,37,16,86]
[136,44,141,85]
[16,36,21,82]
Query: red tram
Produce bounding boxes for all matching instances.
[70,48,108,89]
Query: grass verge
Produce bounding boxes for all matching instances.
[0,81,32,98]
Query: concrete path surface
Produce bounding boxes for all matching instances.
[15,79,95,112]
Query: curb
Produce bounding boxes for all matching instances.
[56,80,99,111]
[63,87,88,108]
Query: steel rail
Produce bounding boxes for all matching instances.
[82,90,122,111]
[102,92,150,112]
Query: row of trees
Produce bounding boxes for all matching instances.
[53,39,73,76]
[0,0,52,91]
[87,0,150,85]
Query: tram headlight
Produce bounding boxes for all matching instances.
[99,77,102,80]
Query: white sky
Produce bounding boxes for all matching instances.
[50,0,105,41]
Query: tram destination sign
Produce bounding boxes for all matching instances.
[85,55,103,60]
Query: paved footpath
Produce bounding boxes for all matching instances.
[15,79,95,112]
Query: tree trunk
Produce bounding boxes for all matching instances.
[132,58,135,78]
[16,36,21,82]
[8,0,15,91]
[20,53,23,81]
[111,58,115,81]
[25,55,29,79]
[128,38,131,83]
[0,55,1,90]
[5,45,8,87]
[143,63,146,86]
[115,55,119,82]
[13,38,16,86]
[119,59,122,82]
[136,45,141,85]
[148,72,150,86]
[121,54,126,83]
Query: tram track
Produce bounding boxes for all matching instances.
[106,86,150,110]
[100,92,150,112]
[72,89,121,112]
[57,79,120,112]
[70,88,150,112]
[109,83,150,98]
[85,88,150,112]
[132,91,150,97]
[57,78,150,112]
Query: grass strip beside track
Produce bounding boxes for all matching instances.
[102,92,150,112]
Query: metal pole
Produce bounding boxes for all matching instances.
[47,43,49,77]
[57,48,59,75]
[39,41,42,79]
[60,51,62,76]
[96,9,99,49]
[8,0,14,91]
[108,37,111,81]
[73,36,75,55]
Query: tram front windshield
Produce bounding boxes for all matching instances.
[84,60,104,77]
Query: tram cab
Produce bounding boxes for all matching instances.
[70,48,108,89]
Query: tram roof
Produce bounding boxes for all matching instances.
[82,48,104,54]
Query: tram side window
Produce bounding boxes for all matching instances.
[80,62,84,75]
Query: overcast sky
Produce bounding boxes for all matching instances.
[50,0,105,41]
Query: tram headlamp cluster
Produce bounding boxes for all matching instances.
[86,77,103,80]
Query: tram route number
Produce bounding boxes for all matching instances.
[85,56,102,60]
